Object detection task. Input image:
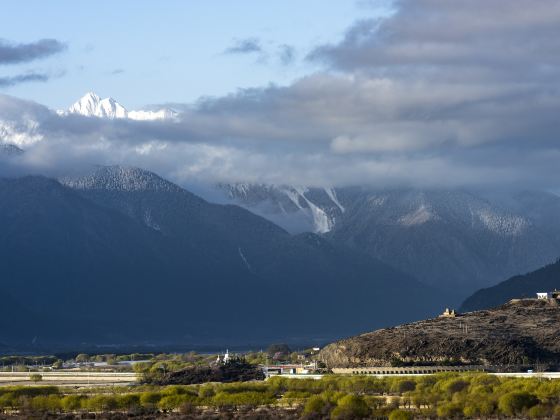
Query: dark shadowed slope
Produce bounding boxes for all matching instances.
[461,259,560,312]
[0,169,445,347]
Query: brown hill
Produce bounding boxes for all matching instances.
[320,299,560,368]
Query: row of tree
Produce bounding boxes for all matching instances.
[2,373,560,418]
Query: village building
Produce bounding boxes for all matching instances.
[216,349,230,364]
[536,290,560,300]
[440,308,457,318]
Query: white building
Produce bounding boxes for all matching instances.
[537,292,552,299]
[216,349,230,364]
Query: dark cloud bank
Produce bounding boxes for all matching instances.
[2,0,560,190]
[0,38,66,65]
[224,38,263,55]
[0,38,66,87]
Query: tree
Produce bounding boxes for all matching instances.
[396,380,416,394]
[436,402,463,418]
[61,395,83,411]
[266,344,292,357]
[75,354,89,363]
[528,404,550,419]
[303,395,329,416]
[389,409,414,420]
[139,392,162,409]
[498,391,539,416]
[331,395,370,419]
[444,379,469,394]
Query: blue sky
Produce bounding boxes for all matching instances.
[1,0,393,109]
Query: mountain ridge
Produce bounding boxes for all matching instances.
[460,259,560,312]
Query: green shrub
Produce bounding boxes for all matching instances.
[30,395,62,412]
[395,380,416,394]
[528,404,550,419]
[211,391,273,407]
[436,402,463,418]
[198,384,215,398]
[498,391,539,416]
[444,379,469,394]
[331,395,370,419]
[158,394,188,410]
[140,391,162,408]
[303,395,329,416]
[60,395,84,411]
[85,395,118,412]
[389,409,414,420]
[117,394,141,410]
[0,393,16,410]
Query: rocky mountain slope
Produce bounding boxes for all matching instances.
[461,259,560,312]
[215,185,560,293]
[0,168,444,347]
[320,299,560,368]
[218,184,345,234]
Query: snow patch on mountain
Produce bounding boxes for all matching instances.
[367,195,387,207]
[399,204,438,226]
[216,183,341,234]
[143,209,161,231]
[325,187,345,213]
[476,208,528,236]
[60,166,179,193]
[238,247,254,272]
[290,187,333,233]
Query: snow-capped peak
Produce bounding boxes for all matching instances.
[63,92,178,121]
[67,92,127,119]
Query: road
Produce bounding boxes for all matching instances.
[0,371,138,387]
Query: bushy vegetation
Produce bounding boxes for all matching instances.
[2,373,560,417]
[0,355,58,372]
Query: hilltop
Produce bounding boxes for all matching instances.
[461,259,560,312]
[320,299,560,368]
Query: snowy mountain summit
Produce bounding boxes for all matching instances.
[62,92,178,121]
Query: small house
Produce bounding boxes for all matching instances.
[537,292,552,300]
[440,308,457,318]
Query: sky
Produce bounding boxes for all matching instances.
[1,0,560,191]
[1,0,393,109]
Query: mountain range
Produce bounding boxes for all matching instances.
[0,166,444,348]
[2,91,560,348]
[214,184,560,294]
